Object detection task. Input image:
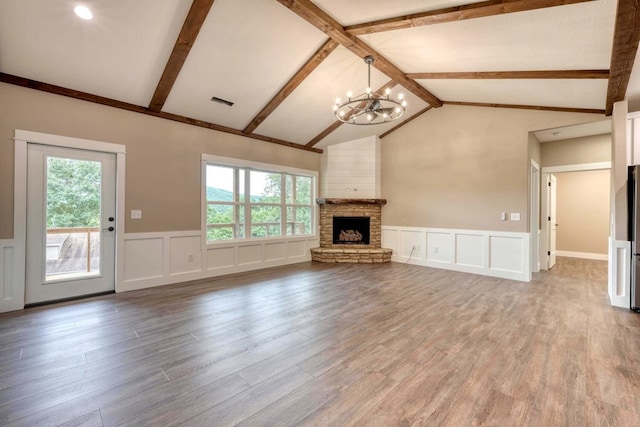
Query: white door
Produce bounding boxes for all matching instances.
[26,144,116,304]
[547,174,558,269]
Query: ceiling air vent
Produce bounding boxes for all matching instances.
[211,96,234,107]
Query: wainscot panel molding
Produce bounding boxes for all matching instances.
[0,239,24,313]
[121,231,318,292]
[608,238,630,308]
[382,226,531,282]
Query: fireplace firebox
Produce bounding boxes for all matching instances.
[332,216,370,245]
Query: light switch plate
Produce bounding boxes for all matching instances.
[131,209,142,219]
[510,212,520,221]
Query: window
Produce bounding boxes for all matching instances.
[204,157,315,243]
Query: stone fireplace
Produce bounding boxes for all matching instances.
[310,198,392,263]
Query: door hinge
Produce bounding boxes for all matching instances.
[548,182,551,186]
[547,251,551,256]
[548,216,551,221]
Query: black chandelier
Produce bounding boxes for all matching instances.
[333,55,406,125]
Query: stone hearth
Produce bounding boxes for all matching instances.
[311,198,392,263]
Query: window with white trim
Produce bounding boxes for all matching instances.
[204,158,315,243]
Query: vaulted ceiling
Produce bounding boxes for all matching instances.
[1,0,639,152]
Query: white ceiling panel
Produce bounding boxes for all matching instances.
[0,0,192,106]
[419,79,608,110]
[254,46,400,144]
[313,0,487,26]
[359,0,616,73]
[0,0,634,151]
[534,120,611,142]
[162,0,327,130]
[314,85,429,148]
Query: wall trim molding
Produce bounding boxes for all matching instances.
[608,238,630,308]
[121,230,318,292]
[0,239,20,313]
[15,130,126,153]
[556,250,608,261]
[382,226,531,282]
[541,161,611,173]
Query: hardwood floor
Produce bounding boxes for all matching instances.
[0,257,638,426]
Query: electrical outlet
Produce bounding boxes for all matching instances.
[131,209,142,219]
[414,245,420,251]
[510,212,521,221]
[187,253,194,262]
[434,246,439,254]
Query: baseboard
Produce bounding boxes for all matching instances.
[556,250,608,261]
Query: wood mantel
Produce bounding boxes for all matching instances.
[316,198,387,205]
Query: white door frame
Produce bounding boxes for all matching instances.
[539,162,612,271]
[12,130,126,310]
[540,173,553,270]
[530,160,540,273]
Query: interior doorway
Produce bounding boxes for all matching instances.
[530,120,612,272]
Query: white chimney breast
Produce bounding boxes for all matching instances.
[320,135,381,198]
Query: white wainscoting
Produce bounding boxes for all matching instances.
[608,238,630,308]
[0,239,24,313]
[382,226,531,282]
[121,231,318,292]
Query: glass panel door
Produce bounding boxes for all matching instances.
[26,144,116,304]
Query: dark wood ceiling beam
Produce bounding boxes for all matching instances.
[1,72,321,153]
[407,69,610,79]
[276,0,443,108]
[305,121,343,149]
[605,0,640,115]
[148,0,215,112]
[346,0,597,35]
[305,81,398,148]
[243,39,339,134]
[380,106,433,138]
[443,100,605,114]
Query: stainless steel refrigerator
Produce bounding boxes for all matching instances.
[628,166,640,311]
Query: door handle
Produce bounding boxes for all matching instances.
[102,226,115,232]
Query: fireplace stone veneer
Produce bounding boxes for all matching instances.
[311,198,392,263]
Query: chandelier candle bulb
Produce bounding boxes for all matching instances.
[333,55,406,125]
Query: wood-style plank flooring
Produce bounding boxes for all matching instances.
[0,257,639,426]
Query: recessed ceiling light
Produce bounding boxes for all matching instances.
[74,5,93,20]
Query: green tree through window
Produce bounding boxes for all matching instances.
[47,157,101,228]
[205,164,314,242]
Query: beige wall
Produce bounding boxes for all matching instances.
[528,132,541,166]
[556,170,610,254]
[611,101,628,241]
[381,104,605,232]
[541,133,611,167]
[0,83,320,239]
